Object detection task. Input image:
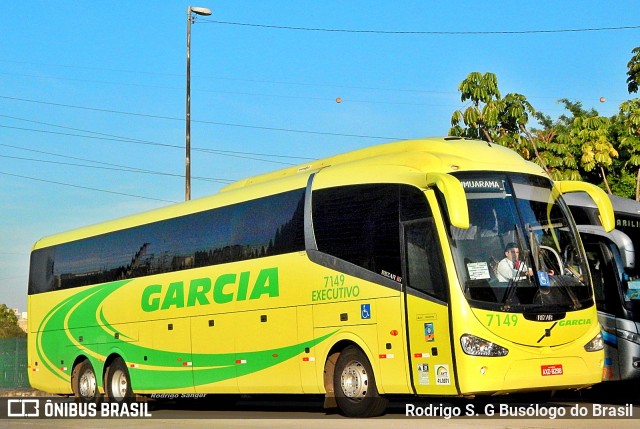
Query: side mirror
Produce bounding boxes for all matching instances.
[426,173,470,229]
[555,181,615,232]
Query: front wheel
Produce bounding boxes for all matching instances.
[333,346,388,417]
[104,357,133,402]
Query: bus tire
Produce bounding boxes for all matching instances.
[104,357,133,402]
[333,345,388,417]
[71,359,101,403]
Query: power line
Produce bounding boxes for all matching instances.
[0,142,180,177]
[0,61,608,106]
[203,20,640,35]
[0,123,177,148]
[0,114,314,163]
[0,71,457,106]
[0,124,300,166]
[0,171,178,204]
[0,59,458,95]
[0,154,234,184]
[0,60,182,77]
[0,95,403,140]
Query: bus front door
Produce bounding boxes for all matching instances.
[402,219,458,395]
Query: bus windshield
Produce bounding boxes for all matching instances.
[447,172,593,313]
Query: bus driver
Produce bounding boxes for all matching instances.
[496,242,533,282]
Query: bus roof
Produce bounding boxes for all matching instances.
[32,136,544,250]
[220,136,544,192]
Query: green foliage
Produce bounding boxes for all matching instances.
[537,104,617,193]
[616,98,640,199]
[458,71,501,104]
[609,167,636,198]
[619,99,640,136]
[450,71,502,142]
[450,47,640,199]
[0,304,25,338]
[532,129,580,180]
[450,72,539,163]
[627,47,640,94]
[574,116,617,172]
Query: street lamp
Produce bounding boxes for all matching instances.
[185,5,211,201]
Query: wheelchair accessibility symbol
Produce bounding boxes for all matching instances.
[361,303,371,319]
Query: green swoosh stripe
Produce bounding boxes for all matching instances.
[38,284,126,382]
[38,281,337,390]
[130,331,335,390]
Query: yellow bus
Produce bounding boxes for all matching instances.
[28,137,614,417]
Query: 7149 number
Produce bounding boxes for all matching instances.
[324,274,345,287]
[486,313,518,327]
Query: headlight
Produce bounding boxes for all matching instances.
[460,334,509,356]
[584,332,604,352]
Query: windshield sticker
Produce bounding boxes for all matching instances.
[417,364,430,385]
[625,280,640,301]
[435,365,451,385]
[424,322,435,342]
[537,271,551,287]
[467,262,491,280]
[626,290,640,301]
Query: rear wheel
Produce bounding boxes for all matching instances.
[71,359,100,403]
[333,346,388,417]
[104,357,133,402]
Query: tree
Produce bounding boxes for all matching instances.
[499,93,544,169]
[627,46,640,94]
[450,71,501,142]
[528,125,580,181]
[450,72,547,172]
[617,98,640,199]
[0,304,25,338]
[572,116,618,194]
[529,100,597,181]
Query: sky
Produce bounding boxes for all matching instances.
[1,1,639,312]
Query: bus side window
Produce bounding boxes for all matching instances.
[403,219,447,302]
[312,184,402,280]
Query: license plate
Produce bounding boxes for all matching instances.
[541,364,563,376]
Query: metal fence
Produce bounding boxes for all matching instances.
[0,337,29,388]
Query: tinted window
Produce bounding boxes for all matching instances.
[29,189,305,294]
[312,184,429,282]
[568,205,597,226]
[404,219,447,301]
